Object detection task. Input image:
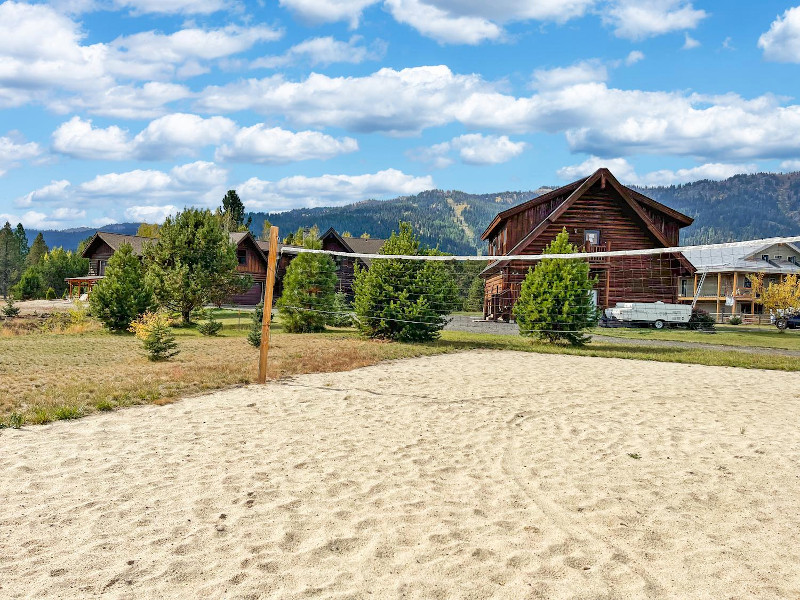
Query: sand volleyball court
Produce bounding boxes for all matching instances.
[2,351,800,599]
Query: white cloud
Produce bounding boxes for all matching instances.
[557,156,758,186]
[52,116,133,160]
[196,65,800,161]
[759,7,800,63]
[109,25,282,79]
[51,114,355,164]
[779,159,800,172]
[605,0,707,40]
[625,50,645,65]
[532,60,608,90]
[411,133,527,168]
[195,65,491,135]
[237,168,434,211]
[215,125,358,164]
[252,36,386,68]
[113,0,231,15]
[0,3,277,116]
[0,207,84,229]
[682,32,700,49]
[0,135,41,176]
[384,0,503,44]
[51,82,193,119]
[132,114,237,159]
[16,180,72,208]
[124,204,178,222]
[279,0,378,28]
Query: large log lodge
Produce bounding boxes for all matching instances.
[480,168,695,320]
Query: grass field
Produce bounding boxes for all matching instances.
[592,323,800,351]
[2,310,799,428]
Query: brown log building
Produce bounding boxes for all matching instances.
[480,168,695,320]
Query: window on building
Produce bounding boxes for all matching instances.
[681,279,688,297]
[98,260,107,276]
[761,254,770,261]
[789,256,798,265]
[774,255,783,261]
[744,277,752,289]
[584,229,601,245]
[237,249,247,265]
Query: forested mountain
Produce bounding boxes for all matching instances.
[248,189,544,255]
[26,223,141,254]
[35,172,800,254]
[634,172,800,245]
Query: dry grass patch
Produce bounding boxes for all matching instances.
[0,328,448,426]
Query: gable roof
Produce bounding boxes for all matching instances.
[319,227,386,266]
[82,230,266,261]
[81,231,154,257]
[480,168,695,277]
[481,168,693,242]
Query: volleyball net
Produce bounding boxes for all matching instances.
[273,235,800,334]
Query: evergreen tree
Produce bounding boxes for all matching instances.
[277,230,336,333]
[353,222,458,342]
[26,233,48,268]
[89,244,154,331]
[14,224,28,263]
[0,222,24,297]
[513,228,598,346]
[13,268,43,300]
[248,302,264,347]
[219,190,251,232]
[464,276,485,312]
[144,207,245,325]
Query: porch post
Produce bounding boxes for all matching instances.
[716,273,721,322]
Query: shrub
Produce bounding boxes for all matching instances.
[197,310,223,336]
[45,287,56,300]
[9,412,23,429]
[689,307,716,331]
[728,315,742,325]
[129,311,179,361]
[90,244,154,331]
[513,228,598,346]
[354,222,458,342]
[327,292,354,327]
[248,302,264,347]
[3,296,21,318]
[277,231,337,333]
[13,268,43,299]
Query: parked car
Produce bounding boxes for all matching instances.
[776,314,800,330]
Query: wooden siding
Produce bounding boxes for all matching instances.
[482,179,690,318]
[85,240,115,276]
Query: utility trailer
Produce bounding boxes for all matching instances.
[601,301,692,329]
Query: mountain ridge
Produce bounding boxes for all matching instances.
[20,172,800,254]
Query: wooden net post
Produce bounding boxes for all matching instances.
[258,226,279,384]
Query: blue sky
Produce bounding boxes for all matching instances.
[2,0,800,229]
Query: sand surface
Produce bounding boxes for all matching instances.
[2,351,800,599]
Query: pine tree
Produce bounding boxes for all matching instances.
[220,190,251,232]
[14,224,28,263]
[513,228,598,346]
[144,208,246,325]
[353,222,458,342]
[248,302,264,347]
[276,230,337,333]
[260,219,272,241]
[89,244,154,331]
[0,222,23,298]
[26,233,48,268]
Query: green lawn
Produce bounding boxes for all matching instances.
[591,324,800,351]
